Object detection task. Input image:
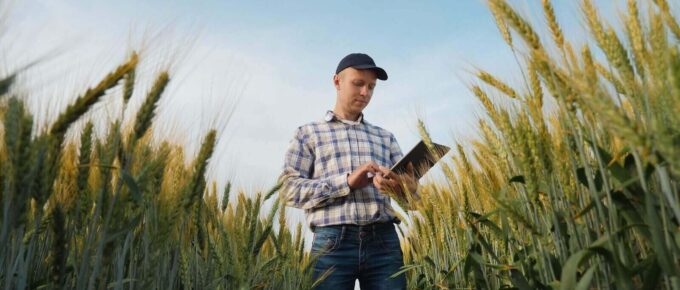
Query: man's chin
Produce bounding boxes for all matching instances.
[353,104,368,112]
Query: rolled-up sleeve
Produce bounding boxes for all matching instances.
[278,127,351,209]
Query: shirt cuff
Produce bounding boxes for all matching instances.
[328,173,351,199]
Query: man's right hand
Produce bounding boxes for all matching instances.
[347,161,379,190]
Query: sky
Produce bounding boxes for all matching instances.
[3,0,638,234]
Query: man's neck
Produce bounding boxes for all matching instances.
[332,109,360,121]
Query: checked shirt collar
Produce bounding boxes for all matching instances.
[324,110,364,125]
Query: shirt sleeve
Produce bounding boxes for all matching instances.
[388,133,421,210]
[277,126,351,210]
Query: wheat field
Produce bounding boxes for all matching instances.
[1,0,679,289]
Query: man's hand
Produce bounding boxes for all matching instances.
[373,163,418,198]
[348,161,379,190]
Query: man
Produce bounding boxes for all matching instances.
[278,53,419,289]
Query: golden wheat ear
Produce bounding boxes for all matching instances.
[131,71,170,143]
[50,53,138,142]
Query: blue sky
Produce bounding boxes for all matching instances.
[4,0,638,230]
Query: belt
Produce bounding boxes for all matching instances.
[311,221,395,233]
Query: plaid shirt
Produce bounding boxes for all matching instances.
[278,111,414,228]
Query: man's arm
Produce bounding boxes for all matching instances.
[278,127,352,210]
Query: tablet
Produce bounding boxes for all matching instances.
[390,140,450,180]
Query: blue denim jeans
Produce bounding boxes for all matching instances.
[310,222,406,290]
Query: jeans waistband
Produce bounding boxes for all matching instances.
[311,222,395,233]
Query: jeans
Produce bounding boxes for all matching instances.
[310,222,406,290]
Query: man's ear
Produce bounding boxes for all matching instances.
[333,74,341,90]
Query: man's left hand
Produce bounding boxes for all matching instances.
[373,163,418,199]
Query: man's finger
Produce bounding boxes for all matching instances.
[375,174,390,190]
[373,175,382,190]
[366,162,380,173]
[378,166,396,179]
[377,174,396,191]
[387,178,399,188]
[362,163,377,174]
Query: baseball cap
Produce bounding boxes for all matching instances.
[335,53,388,80]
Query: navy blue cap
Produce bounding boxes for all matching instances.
[335,53,388,80]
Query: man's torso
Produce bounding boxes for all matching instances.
[296,111,402,227]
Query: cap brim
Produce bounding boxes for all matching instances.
[352,64,388,80]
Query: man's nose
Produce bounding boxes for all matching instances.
[360,86,369,96]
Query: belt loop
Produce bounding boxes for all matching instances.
[340,225,346,240]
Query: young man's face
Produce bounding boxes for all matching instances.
[334,67,378,118]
